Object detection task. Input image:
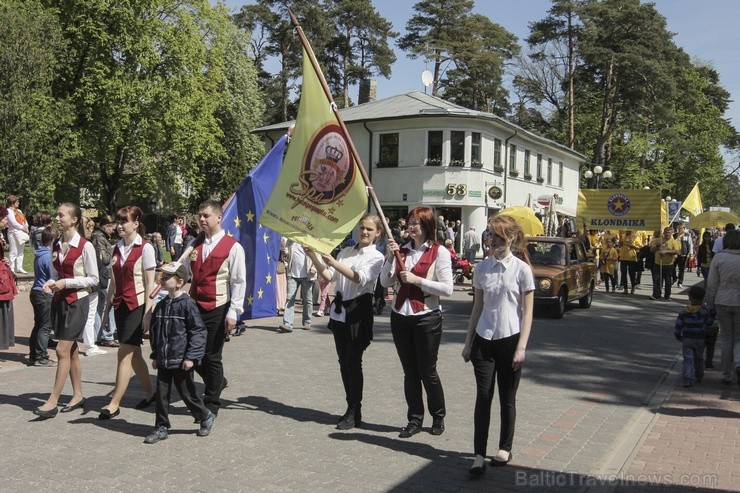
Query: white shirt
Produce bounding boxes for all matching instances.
[472,253,535,341]
[326,245,384,322]
[183,229,247,320]
[174,226,183,245]
[7,208,28,234]
[380,240,454,316]
[287,242,312,279]
[114,234,156,269]
[51,232,99,290]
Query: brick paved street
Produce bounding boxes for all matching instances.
[1,276,737,492]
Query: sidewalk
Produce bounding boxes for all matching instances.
[0,275,737,492]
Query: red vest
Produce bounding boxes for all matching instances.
[112,241,147,310]
[394,243,441,313]
[190,235,237,311]
[52,237,90,304]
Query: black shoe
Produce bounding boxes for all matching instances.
[399,423,421,438]
[34,358,57,367]
[706,362,714,369]
[491,451,513,467]
[144,426,169,444]
[431,419,445,436]
[33,406,59,419]
[336,407,362,430]
[197,411,216,437]
[134,394,156,410]
[469,463,486,476]
[221,377,229,391]
[61,398,86,413]
[98,408,121,420]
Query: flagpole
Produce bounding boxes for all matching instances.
[288,10,404,268]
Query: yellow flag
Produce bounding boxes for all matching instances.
[577,189,662,232]
[681,182,703,216]
[260,49,368,254]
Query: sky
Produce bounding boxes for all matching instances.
[224,0,739,157]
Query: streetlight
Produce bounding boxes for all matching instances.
[583,165,612,189]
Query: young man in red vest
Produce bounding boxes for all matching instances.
[183,200,246,418]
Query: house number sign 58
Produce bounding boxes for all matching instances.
[446,184,468,196]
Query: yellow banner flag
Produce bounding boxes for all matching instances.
[260,49,368,254]
[577,189,662,232]
[681,182,702,216]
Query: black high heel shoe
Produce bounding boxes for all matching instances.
[33,406,59,419]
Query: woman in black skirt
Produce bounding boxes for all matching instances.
[99,206,156,419]
[34,203,99,418]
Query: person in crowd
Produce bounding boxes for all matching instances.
[6,195,30,274]
[306,214,385,430]
[463,226,479,264]
[315,276,331,317]
[90,215,118,348]
[275,238,288,315]
[373,233,389,315]
[482,224,493,258]
[674,285,714,388]
[30,211,53,251]
[445,220,456,244]
[462,214,534,475]
[165,214,183,262]
[649,227,680,301]
[380,206,453,439]
[28,227,57,366]
[143,261,213,444]
[618,230,641,294]
[454,220,462,252]
[696,231,714,284]
[392,218,407,245]
[704,229,740,386]
[33,203,98,419]
[600,238,619,293]
[444,239,457,261]
[711,223,735,254]
[151,232,165,267]
[436,215,446,243]
[279,239,316,332]
[99,206,156,419]
[674,224,694,288]
[1,206,18,363]
[183,200,246,417]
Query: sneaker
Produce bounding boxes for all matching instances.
[34,358,57,367]
[16,269,29,274]
[677,282,683,288]
[315,310,324,317]
[649,296,659,301]
[302,324,311,330]
[664,297,672,302]
[98,340,120,348]
[84,347,108,356]
[144,426,169,444]
[197,411,216,437]
[277,324,293,333]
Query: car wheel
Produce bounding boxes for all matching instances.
[552,287,566,319]
[579,283,593,308]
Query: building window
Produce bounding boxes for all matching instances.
[471,132,481,164]
[426,130,443,165]
[547,157,553,184]
[509,144,517,171]
[494,138,502,169]
[450,131,465,163]
[378,133,399,168]
[524,150,531,176]
[558,161,564,187]
[537,153,543,180]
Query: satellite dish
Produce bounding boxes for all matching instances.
[421,70,433,87]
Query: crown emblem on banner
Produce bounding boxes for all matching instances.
[325,145,343,163]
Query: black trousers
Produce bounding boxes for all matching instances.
[29,290,53,361]
[471,333,522,456]
[390,310,445,426]
[619,260,637,290]
[652,264,673,299]
[195,304,228,415]
[154,367,209,428]
[675,255,687,284]
[331,324,371,409]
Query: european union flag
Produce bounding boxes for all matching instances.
[222,136,287,320]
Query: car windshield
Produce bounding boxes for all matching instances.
[527,241,566,266]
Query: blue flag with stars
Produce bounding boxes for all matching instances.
[221,136,287,320]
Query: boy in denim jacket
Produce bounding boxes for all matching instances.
[674,285,714,388]
[144,262,214,444]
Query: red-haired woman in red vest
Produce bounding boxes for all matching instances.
[34,203,99,418]
[99,206,156,419]
[380,206,454,439]
[462,215,534,475]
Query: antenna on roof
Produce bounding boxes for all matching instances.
[421,70,433,94]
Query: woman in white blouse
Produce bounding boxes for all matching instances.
[380,206,453,439]
[5,195,30,274]
[307,214,385,430]
[462,214,534,475]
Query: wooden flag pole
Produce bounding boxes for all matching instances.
[288,10,404,270]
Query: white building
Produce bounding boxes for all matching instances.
[254,91,586,244]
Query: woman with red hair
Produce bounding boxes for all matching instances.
[380,206,453,439]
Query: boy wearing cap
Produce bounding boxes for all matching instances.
[674,285,715,388]
[144,261,214,444]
